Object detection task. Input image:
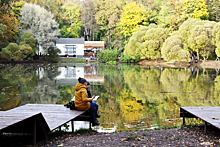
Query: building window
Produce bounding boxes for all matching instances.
[65,45,76,54]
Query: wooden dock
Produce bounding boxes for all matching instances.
[180,107,220,132]
[0,104,91,145]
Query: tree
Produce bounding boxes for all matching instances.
[12,1,26,19]
[94,0,123,48]
[157,0,185,33]
[188,21,216,60]
[0,0,16,14]
[118,2,148,39]
[182,0,209,20]
[60,26,74,38]
[20,32,36,49]
[141,27,167,59]
[124,26,151,60]
[0,10,19,42]
[19,3,60,54]
[124,24,166,60]
[161,34,190,62]
[0,43,24,61]
[44,46,61,63]
[207,0,220,22]
[0,23,9,50]
[212,22,220,57]
[61,0,82,38]
[19,31,37,60]
[0,32,36,61]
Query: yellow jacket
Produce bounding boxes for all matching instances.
[74,83,93,111]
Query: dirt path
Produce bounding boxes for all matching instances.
[50,126,219,147]
[2,125,220,147]
[138,60,220,69]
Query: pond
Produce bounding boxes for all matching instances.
[1,63,220,133]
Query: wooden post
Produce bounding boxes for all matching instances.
[59,126,61,132]
[204,122,207,133]
[0,131,3,141]
[71,120,74,133]
[33,118,36,146]
[89,122,92,130]
[182,111,185,126]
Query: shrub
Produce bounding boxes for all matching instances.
[97,50,120,63]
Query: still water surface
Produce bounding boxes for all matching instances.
[1,63,220,132]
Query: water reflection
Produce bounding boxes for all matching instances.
[1,63,220,132]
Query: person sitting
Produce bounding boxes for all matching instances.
[74,77,100,126]
[86,81,100,118]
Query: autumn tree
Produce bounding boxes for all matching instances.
[161,34,190,62]
[0,43,25,61]
[12,1,26,19]
[157,0,184,33]
[182,0,209,20]
[188,21,216,60]
[206,0,220,22]
[124,24,166,60]
[124,26,151,60]
[0,23,9,49]
[0,9,19,42]
[212,22,220,57]
[118,2,148,40]
[94,0,123,48]
[19,3,60,54]
[19,31,36,60]
[61,0,82,38]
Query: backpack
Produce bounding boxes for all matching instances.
[64,101,77,110]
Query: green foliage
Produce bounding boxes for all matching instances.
[141,27,167,59]
[124,24,166,61]
[0,23,9,49]
[119,53,139,63]
[157,0,185,33]
[19,31,37,59]
[97,49,120,63]
[118,2,148,38]
[61,1,82,38]
[187,20,216,60]
[45,46,61,63]
[183,0,209,20]
[207,0,220,22]
[212,22,220,57]
[12,1,26,19]
[60,26,74,38]
[0,43,25,61]
[19,44,34,60]
[161,34,190,62]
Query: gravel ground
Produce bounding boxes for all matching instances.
[2,125,220,147]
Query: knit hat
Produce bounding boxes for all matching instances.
[87,81,90,85]
[78,77,87,84]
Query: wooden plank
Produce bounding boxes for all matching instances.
[0,112,42,130]
[0,104,87,132]
[180,107,220,129]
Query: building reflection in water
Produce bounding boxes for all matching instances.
[54,64,104,86]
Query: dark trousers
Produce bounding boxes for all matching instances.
[89,102,99,123]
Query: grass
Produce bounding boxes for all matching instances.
[59,57,97,63]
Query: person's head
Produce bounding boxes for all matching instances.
[86,81,91,89]
[78,77,87,86]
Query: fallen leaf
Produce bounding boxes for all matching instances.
[58,143,64,146]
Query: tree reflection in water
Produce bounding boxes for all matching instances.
[0,64,220,132]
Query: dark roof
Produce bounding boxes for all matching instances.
[56,38,84,44]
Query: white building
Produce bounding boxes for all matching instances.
[56,38,84,58]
